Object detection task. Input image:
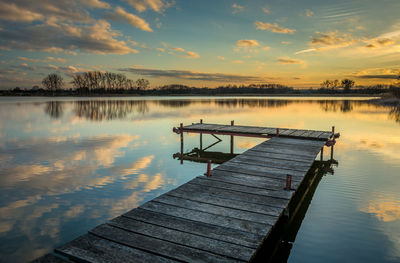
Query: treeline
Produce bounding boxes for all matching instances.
[1,72,399,96]
[72,72,149,94]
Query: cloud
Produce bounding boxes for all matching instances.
[277,57,304,64]
[0,19,137,54]
[231,60,243,64]
[0,2,43,22]
[110,6,153,32]
[310,31,356,47]
[281,41,291,45]
[79,0,110,9]
[119,66,265,82]
[365,38,396,49]
[262,7,270,14]
[125,0,173,13]
[46,57,67,63]
[254,21,296,34]
[356,74,399,80]
[169,46,199,58]
[305,9,314,17]
[295,48,316,54]
[217,56,225,60]
[351,68,400,80]
[236,39,259,47]
[18,57,42,63]
[232,3,244,14]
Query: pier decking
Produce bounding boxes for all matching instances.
[33,123,337,263]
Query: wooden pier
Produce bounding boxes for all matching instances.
[33,122,339,263]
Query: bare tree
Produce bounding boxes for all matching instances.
[42,73,64,94]
[341,79,355,93]
[136,78,150,91]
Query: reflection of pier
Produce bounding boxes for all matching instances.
[33,122,340,263]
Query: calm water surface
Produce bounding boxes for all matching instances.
[0,97,399,262]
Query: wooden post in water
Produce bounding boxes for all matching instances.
[206,160,211,177]
[320,146,324,161]
[285,174,292,190]
[331,126,335,160]
[180,123,183,164]
[200,119,203,150]
[276,128,280,137]
[230,120,234,154]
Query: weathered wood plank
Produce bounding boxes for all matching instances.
[279,129,297,135]
[191,176,293,200]
[90,224,244,263]
[56,234,177,263]
[246,147,317,159]
[255,141,323,152]
[227,159,311,173]
[318,131,333,139]
[250,144,321,156]
[140,201,272,235]
[214,164,305,183]
[257,127,277,134]
[123,208,263,248]
[209,169,302,189]
[242,150,315,163]
[268,137,326,147]
[167,185,283,216]
[109,216,254,261]
[30,254,69,263]
[154,194,279,225]
[231,155,312,171]
[216,162,306,177]
[178,181,289,208]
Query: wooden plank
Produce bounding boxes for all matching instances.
[306,130,325,138]
[167,185,283,216]
[269,137,326,147]
[191,176,293,200]
[228,158,311,173]
[210,169,302,189]
[246,147,317,159]
[288,130,309,137]
[153,194,278,225]
[217,162,306,177]
[279,129,297,135]
[109,216,254,262]
[231,155,312,172]
[55,234,177,263]
[257,127,277,134]
[256,141,324,151]
[140,201,272,235]
[214,164,305,182]
[242,150,315,163]
[318,132,333,139]
[178,181,289,208]
[90,224,244,263]
[251,144,321,156]
[123,208,263,249]
[30,254,69,263]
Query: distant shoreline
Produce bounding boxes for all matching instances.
[0,93,383,98]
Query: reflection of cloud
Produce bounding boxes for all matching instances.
[361,198,400,222]
[121,155,155,177]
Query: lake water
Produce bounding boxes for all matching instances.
[0,96,399,263]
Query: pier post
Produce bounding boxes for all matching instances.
[206,160,211,177]
[285,174,292,190]
[276,128,280,137]
[320,147,324,161]
[200,119,203,150]
[331,126,335,160]
[180,123,183,164]
[230,120,234,154]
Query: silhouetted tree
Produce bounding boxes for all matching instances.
[42,73,64,94]
[136,78,150,91]
[341,79,355,93]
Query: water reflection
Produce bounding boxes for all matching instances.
[44,101,63,119]
[41,99,397,126]
[1,97,400,262]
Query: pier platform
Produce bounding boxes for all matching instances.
[32,123,338,263]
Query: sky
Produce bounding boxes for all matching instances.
[0,0,399,89]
